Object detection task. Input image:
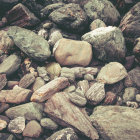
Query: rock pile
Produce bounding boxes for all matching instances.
[0,0,140,140]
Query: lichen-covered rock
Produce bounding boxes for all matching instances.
[82,26,126,62]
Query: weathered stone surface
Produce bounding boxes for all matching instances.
[46,128,78,140]
[124,55,135,70]
[5,102,43,121]
[31,77,69,102]
[85,82,105,105]
[7,26,51,61]
[6,3,40,28]
[82,26,126,62]
[38,29,48,39]
[90,106,140,140]
[40,118,58,130]
[63,85,76,93]
[0,133,16,140]
[84,0,120,25]
[0,103,9,114]
[23,120,42,138]
[43,22,53,29]
[0,85,32,104]
[0,74,7,90]
[84,74,94,81]
[0,119,7,131]
[97,62,127,84]
[7,81,19,89]
[44,92,99,140]
[0,54,21,76]
[77,80,89,94]
[49,3,88,33]
[136,94,140,103]
[54,38,92,66]
[8,117,25,134]
[126,101,139,109]
[19,73,35,88]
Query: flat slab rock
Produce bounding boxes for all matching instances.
[90,106,140,140]
[44,92,99,140]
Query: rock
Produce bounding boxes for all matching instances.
[19,73,35,88]
[123,87,138,103]
[119,2,140,45]
[46,128,78,140]
[38,29,48,39]
[40,118,58,130]
[44,92,99,140]
[31,77,69,102]
[0,103,9,113]
[0,30,14,53]
[53,38,92,66]
[46,62,61,80]
[0,54,21,76]
[85,82,105,105]
[124,55,135,70]
[126,101,139,109]
[23,120,42,138]
[8,117,25,134]
[0,115,9,124]
[6,3,40,28]
[63,85,76,93]
[90,19,106,31]
[82,26,126,62]
[0,119,7,131]
[124,67,140,89]
[0,74,7,90]
[7,26,51,61]
[0,85,32,104]
[43,22,53,29]
[49,3,88,33]
[90,106,140,140]
[5,102,43,121]
[136,94,140,103]
[97,62,127,84]
[0,133,16,140]
[83,0,120,25]
[84,74,94,81]
[7,81,19,89]
[32,77,45,92]
[77,80,89,94]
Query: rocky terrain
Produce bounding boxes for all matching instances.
[0,0,140,140]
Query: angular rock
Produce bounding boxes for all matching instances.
[49,3,88,33]
[44,92,99,140]
[82,26,126,62]
[85,82,105,105]
[0,103,9,114]
[8,117,25,134]
[6,3,40,28]
[0,74,7,90]
[84,0,120,25]
[0,86,32,104]
[0,54,21,76]
[5,102,43,121]
[46,128,78,140]
[23,120,42,138]
[53,38,92,66]
[0,119,7,131]
[97,62,127,84]
[90,106,140,140]
[7,26,51,61]
[31,77,69,102]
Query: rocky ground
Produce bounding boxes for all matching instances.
[0,0,140,140]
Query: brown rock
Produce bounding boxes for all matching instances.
[124,55,135,71]
[31,77,70,102]
[0,103,9,113]
[0,74,7,90]
[6,3,40,28]
[44,92,99,140]
[0,86,32,104]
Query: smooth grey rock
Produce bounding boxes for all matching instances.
[7,26,51,61]
[82,26,126,62]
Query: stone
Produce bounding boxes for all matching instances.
[0,115,9,124]
[19,73,35,88]
[38,29,48,39]
[90,19,106,31]
[126,101,139,109]
[0,85,32,104]
[77,80,89,94]
[0,133,16,140]
[7,26,51,61]
[0,74,7,90]
[0,119,7,131]
[0,54,21,76]
[0,103,9,113]
[84,74,94,81]
[32,77,45,92]
[123,87,138,103]
[6,3,40,28]
[63,85,76,93]
[53,38,92,66]
[46,128,78,140]
[31,77,69,102]
[23,120,42,138]
[97,62,128,84]
[43,22,53,29]
[84,0,120,25]
[40,118,58,130]
[90,106,140,140]
[5,102,43,121]
[85,82,105,105]
[7,81,19,89]
[82,26,126,62]
[44,92,99,140]
[46,62,61,80]
[124,55,135,70]
[49,3,88,33]
[136,94,140,103]
[8,117,25,134]
[0,30,14,53]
